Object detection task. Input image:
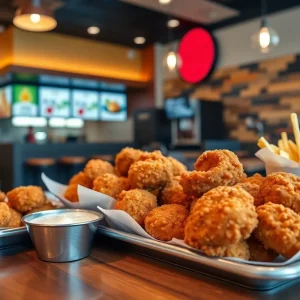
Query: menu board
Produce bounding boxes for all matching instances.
[72,89,99,120]
[39,87,71,117]
[0,85,12,118]
[12,85,38,116]
[99,92,127,121]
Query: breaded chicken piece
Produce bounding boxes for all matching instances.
[26,202,58,214]
[137,150,166,162]
[241,173,265,186]
[160,176,190,208]
[115,189,157,226]
[93,173,130,199]
[0,202,11,227]
[7,208,22,228]
[180,150,244,197]
[69,171,93,188]
[145,204,189,241]
[128,157,173,192]
[115,147,143,176]
[257,172,300,213]
[189,197,199,213]
[247,235,278,262]
[84,159,114,181]
[64,184,79,202]
[237,182,262,207]
[200,241,250,259]
[7,186,46,213]
[256,203,300,258]
[168,157,187,176]
[185,186,257,249]
[0,190,6,202]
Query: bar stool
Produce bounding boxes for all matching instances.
[59,156,86,184]
[26,158,56,188]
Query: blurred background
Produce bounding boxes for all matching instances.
[0,0,300,190]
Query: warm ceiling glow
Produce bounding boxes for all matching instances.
[166,51,178,71]
[134,36,146,45]
[30,13,41,23]
[159,0,172,5]
[87,26,100,35]
[167,19,180,28]
[259,27,271,49]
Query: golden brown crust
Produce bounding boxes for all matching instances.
[241,173,265,186]
[115,147,143,176]
[256,203,300,258]
[189,197,199,213]
[237,182,262,207]
[26,202,58,214]
[7,208,22,228]
[83,159,114,181]
[7,186,46,213]
[64,184,79,202]
[257,172,300,213]
[115,189,157,226]
[0,191,6,202]
[167,157,187,176]
[160,177,190,208]
[0,202,11,227]
[93,174,130,199]
[69,172,93,188]
[180,150,244,197]
[145,204,189,241]
[184,186,257,248]
[200,241,250,259]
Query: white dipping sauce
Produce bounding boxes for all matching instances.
[30,211,99,225]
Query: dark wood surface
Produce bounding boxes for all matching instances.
[1,236,300,300]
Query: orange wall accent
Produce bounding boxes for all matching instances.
[1,27,153,83]
[0,27,13,70]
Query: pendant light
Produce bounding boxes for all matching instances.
[252,0,280,53]
[13,0,57,32]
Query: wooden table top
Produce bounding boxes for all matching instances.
[1,236,299,300]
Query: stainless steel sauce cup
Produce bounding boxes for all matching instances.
[22,209,103,262]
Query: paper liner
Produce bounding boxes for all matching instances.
[42,173,116,210]
[255,148,300,175]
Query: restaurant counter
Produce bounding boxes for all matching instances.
[1,235,300,299]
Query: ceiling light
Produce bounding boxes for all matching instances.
[167,19,180,28]
[66,118,84,128]
[87,26,100,35]
[13,0,57,32]
[159,0,172,5]
[134,37,146,45]
[49,117,65,128]
[165,51,181,72]
[12,117,47,127]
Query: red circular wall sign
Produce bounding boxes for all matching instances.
[178,28,216,84]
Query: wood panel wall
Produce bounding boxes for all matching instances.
[164,53,300,142]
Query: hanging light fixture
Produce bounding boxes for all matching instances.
[13,0,57,32]
[252,0,280,53]
[159,0,172,5]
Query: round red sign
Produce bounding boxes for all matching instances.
[178,28,216,84]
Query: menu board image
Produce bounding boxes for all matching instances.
[72,90,98,120]
[40,87,71,117]
[100,92,127,121]
[12,85,38,116]
[0,85,12,118]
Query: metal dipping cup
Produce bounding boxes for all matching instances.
[22,209,103,262]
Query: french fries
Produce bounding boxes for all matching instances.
[257,113,300,162]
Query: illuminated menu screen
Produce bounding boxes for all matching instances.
[0,85,12,118]
[99,92,127,121]
[12,85,38,116]
[39,87,71,117]
[72,89,98,120]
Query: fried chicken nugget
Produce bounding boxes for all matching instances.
[115,189,157,226]
[180,150,244,197]
[0,202,11,227]
[69,171,93,188]
[184,186,257,249]
[93,173,130,199]
[115,147,143,176]
[64,184,79,202]
[241,173,265,186]
[7,208,22,228]
[168,157,187,176]
[84,159,114,181]
[26,202,58,214]
[145,204,189,241]
[256,203,300,258]
[257,172,300,213]
[0,190,6,202]
[160,176,190,208]
[7,186,46,213]
[189,197,199,213]
[200,241,250,259]
[128,155,173,192]
[247,235,278,262]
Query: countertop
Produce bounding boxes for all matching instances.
[1,236,300,300]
